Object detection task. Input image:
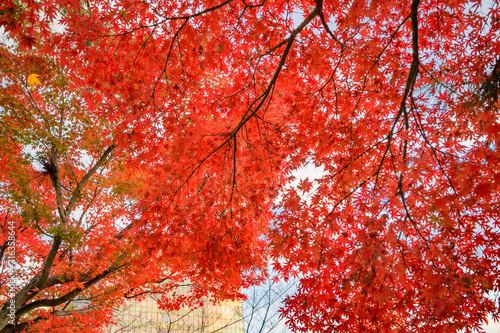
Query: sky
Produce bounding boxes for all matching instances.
[484,319,500,333]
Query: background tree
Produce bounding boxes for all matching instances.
[1,0,500,332]
[243,268,296,333]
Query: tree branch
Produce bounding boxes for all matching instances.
[64,144,116,216]
[53,305,100,317]
[16,261,124,318]
[170,7,320,201]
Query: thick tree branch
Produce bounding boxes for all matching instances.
[316,0,345,50]
[53,305,100,317]
[0,145,117,331]
[35,237,62,290]
[16,261,124,318]
[373,0,420,189]
[44,146,65,221]
[38,145,116,288]
[65,144,116,216]
[171,7,320,200]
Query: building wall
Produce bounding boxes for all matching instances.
[105,285,244,333]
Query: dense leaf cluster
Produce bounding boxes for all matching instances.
[0,0,499,332]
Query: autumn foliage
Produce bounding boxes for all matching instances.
[1,0,500,332]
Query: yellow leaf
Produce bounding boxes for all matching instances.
[28,74,41,89]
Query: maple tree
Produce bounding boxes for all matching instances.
[0,0,500,332]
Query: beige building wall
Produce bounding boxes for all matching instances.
[105,285,244,333]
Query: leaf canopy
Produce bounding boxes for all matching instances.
[0,0,500,332]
